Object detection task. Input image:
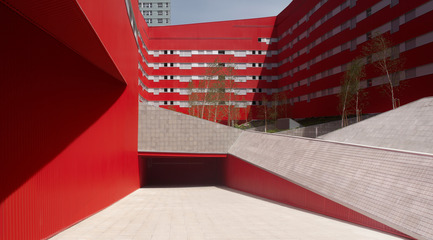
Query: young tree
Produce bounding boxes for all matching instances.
[339,58,365,127]
[363,32,402,109]
[224,62,238,126]
[187,81,201,118]
[257,96,269,132]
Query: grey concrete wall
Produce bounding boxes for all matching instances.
[229,131,433,240]
[138,103,242,153]
[279,115,375,138]
[321,97,433,154]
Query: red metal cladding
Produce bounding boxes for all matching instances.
[138,0,433,121]
[0,0,139,239]
[224,155,415,239]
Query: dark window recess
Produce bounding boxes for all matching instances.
[252,76,256,80]
[366,8,372,17]
[218,50,225,54]
[170,89,174,92]
[164,63,168,67]
[164,76,168,80]
[391,0,399,7]
[252,63,256,67]
[164,88,168,92]
[367,32,372,40]
[258,101,263,105]
[258,89,262,93]
[367,55,372,64]
[367,79,372,87]
[170,63,174,67]
[164,50,168,54]
[170,50,174,54]
[258,76,262,80]
[258,50,262,54]
[170,76,174,79]
[170,101,174,105]
[164,101,168,105]
[252,89,256,93]
[252,50,256,54]
[258,38,262,42]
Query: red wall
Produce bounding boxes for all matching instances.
[224,155,413,239]
[0,1,139,239]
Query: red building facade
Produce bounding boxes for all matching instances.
[138,0,433,120]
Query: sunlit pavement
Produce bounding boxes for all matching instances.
[51,186,405,240]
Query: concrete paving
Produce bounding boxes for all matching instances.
[51,186,404,240]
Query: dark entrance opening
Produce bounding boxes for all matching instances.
[144,157,224,186]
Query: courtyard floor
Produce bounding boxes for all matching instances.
[51,186,404,240]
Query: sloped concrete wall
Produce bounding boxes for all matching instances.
[321,97,433,154]
[229,131,433,240]
[279,115,375,138]
[138,104,242,153]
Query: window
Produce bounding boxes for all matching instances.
[170,76,174,79]
[405,38,416,51]
[166,2,169,7]
[165,11,169,15]
[143,11,152,16]
[258,50,262,54]
[391,18,400,33]
[258,38,262,42]
[158,3,163,8]
[350,18,356,29]
[145,19,152,24]
[366,8,372,17]
[164,88,168,92]
[158,11,163,15]
[367,79,372,87]
[166,19,169,23]
[391,0,399,7]
[367,55,372,64]
[170,101,174,105]
[158,19,163,23]
[350,0,356,8]
[405,10,415,22]
[350,39,357,51]
[144,3,152,8]
[405,68,416,79]
[164,101,168,105]
[252,50,256,54]
[218,50,225,54]
[367,32,372,40]
[164,63,168,67]
[252,63,256,67]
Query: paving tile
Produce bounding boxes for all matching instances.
[51,187,403,240]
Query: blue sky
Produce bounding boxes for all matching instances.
[171,0,292,25]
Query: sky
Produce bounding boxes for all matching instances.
[171,0,292,25]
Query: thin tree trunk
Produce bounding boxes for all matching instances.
[384,66,395,109]
[341,84,350,128]
[356,91,359,122]
[200,81,210,119]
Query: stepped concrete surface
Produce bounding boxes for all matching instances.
[229,131,433,240]
[320,97,433,154]
[50,187,403,240]
[139,104,241,153]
